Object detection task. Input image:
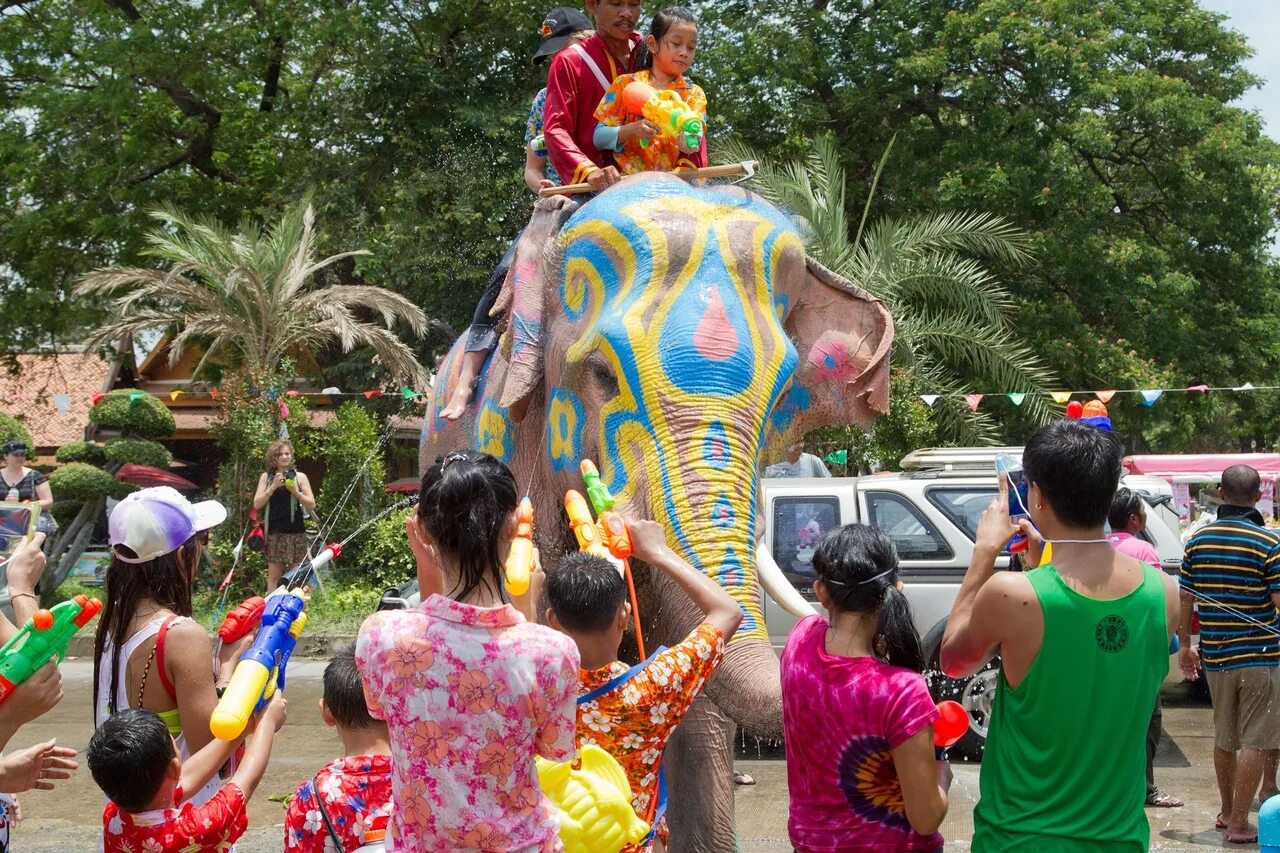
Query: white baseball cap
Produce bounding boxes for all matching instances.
[108,486,227,564]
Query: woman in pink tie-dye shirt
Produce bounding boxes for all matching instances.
[356,451,580,852]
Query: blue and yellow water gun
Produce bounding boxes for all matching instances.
[209,580,313,741]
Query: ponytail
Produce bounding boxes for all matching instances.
[875,585,925,673]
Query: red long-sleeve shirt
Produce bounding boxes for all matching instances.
[543,33,640,186]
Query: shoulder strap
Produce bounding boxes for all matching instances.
[313,772,346,850]
[155,615,179,702]
[576,646,668,706]
[571,43,612,92]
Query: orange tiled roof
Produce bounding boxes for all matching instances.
[0,353,112,450]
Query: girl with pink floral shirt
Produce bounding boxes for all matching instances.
[356,451,580,852]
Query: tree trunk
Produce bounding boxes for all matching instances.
[41,497,104,602]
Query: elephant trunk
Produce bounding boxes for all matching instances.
[644,514,784,741]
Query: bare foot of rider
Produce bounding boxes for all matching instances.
[440,383,474,421]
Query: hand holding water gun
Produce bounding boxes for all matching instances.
[620,80,704,151]
[210,585,308,741]
[0,594,102,705]
[504,498,535,596]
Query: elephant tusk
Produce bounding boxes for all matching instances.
[756,542,818,619]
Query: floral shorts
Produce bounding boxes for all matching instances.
[266,531,307,567]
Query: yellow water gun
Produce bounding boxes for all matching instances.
[621,80,704,151]
[504,497,535,596]
[537,744,650,853]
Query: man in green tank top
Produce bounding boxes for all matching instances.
[940,420,1180,852]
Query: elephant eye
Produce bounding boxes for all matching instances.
[586,353,620,397]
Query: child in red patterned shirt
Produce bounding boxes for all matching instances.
[285,643,392,852]
[89,696,287,853]
[544,519,743,851]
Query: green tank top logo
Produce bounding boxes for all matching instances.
[1095,615,1129,653]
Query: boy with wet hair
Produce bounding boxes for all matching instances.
[89,697,286,853]
[285,643,392,851]
[545,519,742,851]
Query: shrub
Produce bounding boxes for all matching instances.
[0,414,34,452]
[354,506,416,590]
[314,402,388,579]
[49,463,126,500]
[49,499,83,527]
[56,441,106,464]
[90,389,176,439]
[104,438,173,469]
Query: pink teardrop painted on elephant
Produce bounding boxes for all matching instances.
[694,287,738,362]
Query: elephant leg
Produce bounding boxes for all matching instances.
[664,694,738,853]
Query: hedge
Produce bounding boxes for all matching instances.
[56,441,106,465]
[0,414,34,453]
[48,462,126,500]
[90,389,176,439]
[104,438,173,469]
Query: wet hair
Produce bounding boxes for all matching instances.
[546,552,628,632]
[323,643,379,730]
[1108,488,1145,532]
[1022,419,1123,528]
[417,450,518,602]
[636,7,697,71]
[93,537,200,727]
[88,708,177,812]
[266,439,294,470]
[813,524,924,672]
[1221,464,1261,505]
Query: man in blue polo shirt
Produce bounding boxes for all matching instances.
[1180,464,1280,844]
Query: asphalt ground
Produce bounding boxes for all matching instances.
[8,661,1242,851]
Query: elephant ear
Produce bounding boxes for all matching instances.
[496,195,578,411]
[767,257,894,450]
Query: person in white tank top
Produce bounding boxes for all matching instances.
[91,488,241,846]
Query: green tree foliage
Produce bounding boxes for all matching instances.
[90,389,177,439]
[103,438,174,469]
[699,0,1280,447]
[0,415,34,453]
[356,506,416,591]
[311,401,388,579]
[47,462,125,500]
[55,441,106,465]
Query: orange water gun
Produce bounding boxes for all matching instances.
[620,80,704,151]
[566,460,646,658]
[504,497,535,596]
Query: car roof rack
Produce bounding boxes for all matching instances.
[899,447,1025,472]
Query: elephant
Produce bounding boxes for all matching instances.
[421,173,893,851]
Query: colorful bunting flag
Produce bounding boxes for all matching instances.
[1095,390,1117,403]
[363,390,383,399]
[169,390,185,401]
[1235,382,1255,391]
[1007,393,1026,406]
[321,387,341,395]
[279,402,290,421]
[52,394,70,419]
[1185,384,1210,394]
[401,386,421,401]
[920,395,939,407]
[824,449,848,465]
[963,394,983,413]
[90,393,106,406]
[1141,390,1163,406]
[1050,391,1072,404]
[286,390,302,397]
[209,389,224,399]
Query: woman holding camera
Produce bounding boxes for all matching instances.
[253,440,315,591]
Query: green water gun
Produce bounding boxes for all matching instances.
[0,594,102,704]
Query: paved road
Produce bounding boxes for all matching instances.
[7,660,1244,850]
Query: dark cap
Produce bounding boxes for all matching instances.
[2,440,26,455]
[533,7,593,62]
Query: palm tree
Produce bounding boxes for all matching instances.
[77,199,429,385]
[720,135,1056,444]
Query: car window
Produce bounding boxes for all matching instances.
[864,491,953,561]
[771,496,840,599]
[927,487,997,542]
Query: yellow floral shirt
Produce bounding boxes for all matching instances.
[576,622,725,849]
[594,69,708,175]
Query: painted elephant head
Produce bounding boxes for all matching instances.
[470,174,894,738]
